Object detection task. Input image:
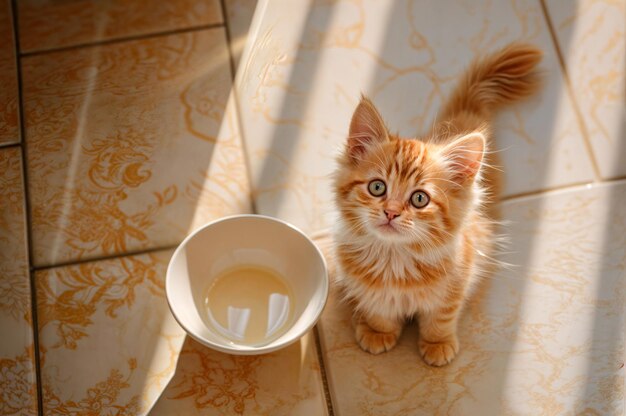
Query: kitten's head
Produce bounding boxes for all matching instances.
[334,96,486,247]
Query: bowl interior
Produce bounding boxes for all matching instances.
[166,215,328,354]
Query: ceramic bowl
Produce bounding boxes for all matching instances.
[166,215,329,354]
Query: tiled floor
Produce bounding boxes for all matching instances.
[150,333,328,415]
[16,0,223,53]
[234,0,598,235]
[544,0,626,180]
[1,0,624,415]
[22,27,249,267]
[0,148,37,416]
[36,251,184,415]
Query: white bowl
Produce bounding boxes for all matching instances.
[166,215,329,355]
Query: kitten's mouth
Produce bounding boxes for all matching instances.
[377,221,400,233]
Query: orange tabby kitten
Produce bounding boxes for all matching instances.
[333,43,542,366]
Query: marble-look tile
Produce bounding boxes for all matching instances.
[23,29,252,268]
[545,0,625,179]
[235,0,595,235]
[0,0,19,144]
[17,0,223,53]
[150,333,328,415]
[223,0,258,68]
[36,250,186,415]
[316,180,626,415]
[0,148,37,416]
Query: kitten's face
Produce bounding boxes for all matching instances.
[337,138,466,245]
[335,97,484,247]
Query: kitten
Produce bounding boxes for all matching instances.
[333,43,542,366]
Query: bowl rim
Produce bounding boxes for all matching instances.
[165,214,329,355]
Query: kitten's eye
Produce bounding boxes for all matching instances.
[410,190,430,208]
[368,180,386,197]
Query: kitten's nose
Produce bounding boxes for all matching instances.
[384,209,400,221]
[383,200,402,221]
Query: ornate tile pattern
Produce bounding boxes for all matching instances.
[22,29,252,267]
[36,250,186,415]
[17,0,223,53]
[315,180,626,415]
[0,148,37,416]
[150,334,328,415]
[0,0,19,145]
[234,0,596,235]
[545,0,626,179]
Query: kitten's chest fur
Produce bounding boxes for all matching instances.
[335,231,463,319]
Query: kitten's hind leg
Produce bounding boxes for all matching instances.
[354,313,403,355]
[418,304,461,366]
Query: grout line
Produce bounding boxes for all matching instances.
[10,1,44,414]
[218,0,238,79]
[500,176,626,203]
[218,3,331,412]
[538,0,602,181]
[33,244,179,272]
[0,141,21,149]
[218,0,259,214]
[20,22,225,57]
[500,180,592,201]
[313,325,336,416]
[604,174,626,183]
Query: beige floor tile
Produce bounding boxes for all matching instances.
[0,147,37,415]
[545,0,626,180]
[150,333,328,415]
[223,0,258,68]
[0,0,19,144]
[17,0,223,53]
[36,250,186,415]
[235,0,596,235]
[22,29,252,267]
[316,180,626,415]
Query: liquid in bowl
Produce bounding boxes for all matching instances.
[204,265,295,346]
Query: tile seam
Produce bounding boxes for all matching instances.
[500,180,593,201]
[10,0,44,414]
[33,244,179,271]
[0,141,21,149]
[538,0,602,180]
[20,22,225,57]
[218,0,237,80]
[218,0,258,214]
[314,325,336,416]
[501,177,626,203]
[218,4,331,412]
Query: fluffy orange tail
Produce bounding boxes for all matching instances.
[434,43,542,213]
[440,43,543,121]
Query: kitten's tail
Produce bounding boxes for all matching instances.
[440,43,543,122]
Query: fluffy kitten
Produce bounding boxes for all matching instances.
[333,43,542,366]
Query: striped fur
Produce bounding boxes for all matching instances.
[333,43,542,365]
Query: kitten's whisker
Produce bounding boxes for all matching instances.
[430,110,440,136]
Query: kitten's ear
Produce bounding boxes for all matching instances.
[347,96,389,161]
[440,132,485,182]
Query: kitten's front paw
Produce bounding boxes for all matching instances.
[355,322,399,355]
[418,337,459,366]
